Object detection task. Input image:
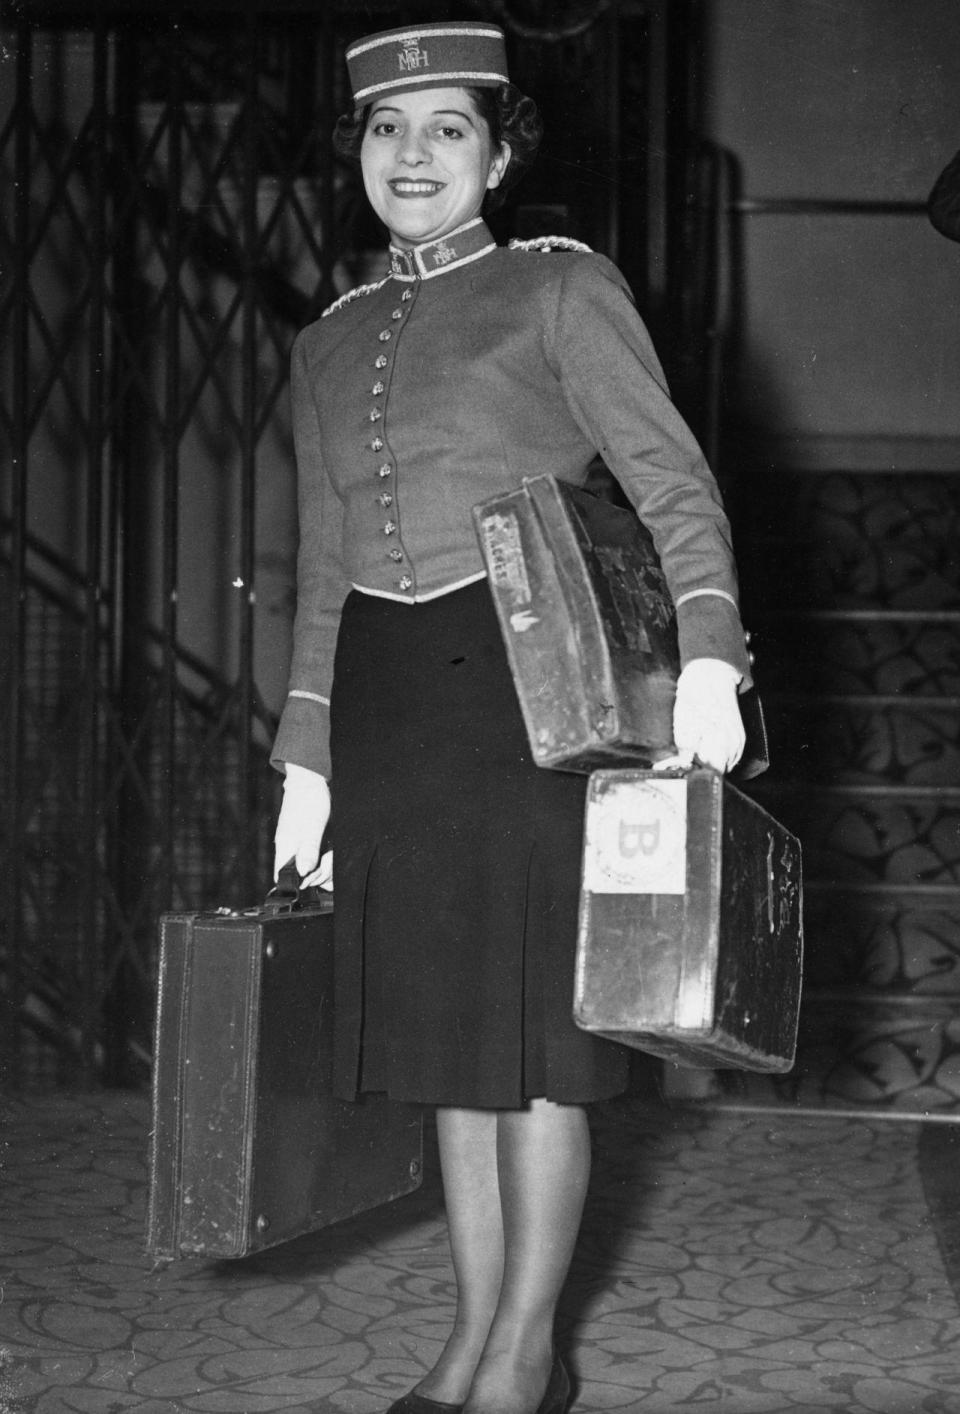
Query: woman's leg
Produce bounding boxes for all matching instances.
[417,1099,590,1412]
[415,1107,505,1404]
[465,1098,590,1414]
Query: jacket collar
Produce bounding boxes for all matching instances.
[389,218,496,281]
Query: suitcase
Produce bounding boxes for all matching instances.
[473,474,767,778]
[147,879,423,1260]
[574,768,803,1072]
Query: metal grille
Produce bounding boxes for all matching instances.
[0,5,361,1087]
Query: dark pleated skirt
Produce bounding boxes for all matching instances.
[328,579,630,1109]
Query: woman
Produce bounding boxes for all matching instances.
[272,21,751,1414]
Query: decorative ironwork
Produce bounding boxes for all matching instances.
[0,9,365,1087]
[725,996,960,1115]
[742,472,960,614]
[791,791,960,888]
[742,457,960,1108]
[801,899,960,994]
[754,617,960,699]
[764,699,960,787]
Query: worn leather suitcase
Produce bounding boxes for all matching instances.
[473,474,767,778]
[574,768,803,1072]
[147,880,423,1260]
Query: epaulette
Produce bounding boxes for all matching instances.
[321,277,389,318]
[508,236,593,254]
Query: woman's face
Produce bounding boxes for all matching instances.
[360,86,510,249]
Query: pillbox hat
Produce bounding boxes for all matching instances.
[346,21,509,105]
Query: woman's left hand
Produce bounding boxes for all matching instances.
[658,658,745,774]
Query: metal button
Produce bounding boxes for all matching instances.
[369,408,382,422]
[401,290,413,301]
[378,464,392,478]
[383,521,397,535]
[398,575,413,591]
[377,493,393,507]
[378,330,392,342]
[391,309,403,320]
[375,354,388,368]
[370,436,384,452]
[371,381,385,395]
[388,548,403,562]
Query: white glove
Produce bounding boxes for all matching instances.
[273,763,333,889]
[655,658,746,774]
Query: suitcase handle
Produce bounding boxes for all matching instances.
[264,859,332,915]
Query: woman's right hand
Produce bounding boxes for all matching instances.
[273,762,333,889]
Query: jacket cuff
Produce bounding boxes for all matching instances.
[676,593,753,690]
[270,694,332,778]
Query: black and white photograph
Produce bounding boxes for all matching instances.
[2,3,960,1411]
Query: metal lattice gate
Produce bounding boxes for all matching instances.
[1,0,691,1090]
[0,3,366,1087]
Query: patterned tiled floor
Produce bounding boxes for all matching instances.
[1,1090,959,1414]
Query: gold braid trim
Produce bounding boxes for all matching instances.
[507,235,593,254]
[321,278,389,318]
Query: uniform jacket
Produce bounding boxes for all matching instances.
[272,217,752,778]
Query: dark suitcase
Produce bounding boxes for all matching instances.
[574,768,803,1072]
[147,882,423,1260]
[473,474,767,778]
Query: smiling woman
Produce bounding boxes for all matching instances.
[270,18,755,1414]
[333,78,543,221]
[359,88,511,249]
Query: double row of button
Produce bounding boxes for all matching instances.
[367,286,415,593]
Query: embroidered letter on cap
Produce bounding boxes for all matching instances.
[398,36,429,72]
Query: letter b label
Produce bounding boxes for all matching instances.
[583,777,688,895]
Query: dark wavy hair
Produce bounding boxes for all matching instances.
[332,83,543,212]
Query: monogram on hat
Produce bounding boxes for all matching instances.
[345,21,509,105]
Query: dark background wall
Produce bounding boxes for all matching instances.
[700,0,960,453]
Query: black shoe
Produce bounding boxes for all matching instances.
[385,1391,464,1414]
[535,1357,571,1414]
